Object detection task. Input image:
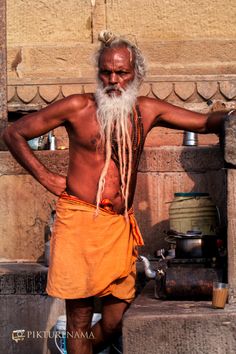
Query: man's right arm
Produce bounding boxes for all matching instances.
[3,94,84,196]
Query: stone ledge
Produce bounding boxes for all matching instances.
[6,76,236,110]
[140,146,224,172]
[0,150,69,175]
[0,146,224,175]
[123,281,236,354]
[0,263,48,295]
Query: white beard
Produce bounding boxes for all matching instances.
[95,79,139,142]
[94,78,139,215]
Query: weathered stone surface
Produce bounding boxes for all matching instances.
[134,168,226,255]
[123,281,236,354]
[91,0,106,41]
[0,174,57,261]
[227,169,236,221]
[83,83,97,93]
[152,82,173,100]
[174,82,195,101]
[6,77,236,112]
[39,85,60,103]
[16,86,37,103]
[7,0,236,46]
[0,151,67,261]
[224,112,236,165]
[5,0,236,81]
[7,45,96,80]
[7,0,92,45]
[197,81,218,99]
[7,86,15,101]
[145,127,218,147]
[138,83,151,97]
[0,0,7,131]
[106,1,236,41]
[61,84,82,97]
[0,150,69,175]
[0,263,48,295]
[227,169,236,303]
[145,40,236,76]
[228,219,236,304]
[0,293,65,354]
[220,81,236,99]
[0,146,223,175]
[139,146,224,172]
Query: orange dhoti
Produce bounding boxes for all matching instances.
[46,193,144,302]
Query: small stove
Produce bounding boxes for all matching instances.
[141,229,227,300]
[147,230,227,300]
[155,256,224,300]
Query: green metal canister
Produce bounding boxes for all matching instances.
[169,192,218,235]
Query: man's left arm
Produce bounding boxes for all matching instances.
[140,96,233,134]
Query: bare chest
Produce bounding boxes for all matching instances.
[66,103,147,159]
[67,110,102,151]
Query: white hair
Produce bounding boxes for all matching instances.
[94,31,146,216]
[95,30,146,83]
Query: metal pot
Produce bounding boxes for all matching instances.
[166,231,218,258]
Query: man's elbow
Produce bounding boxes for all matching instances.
[205,111,226,135]
[2,127,10,145]
[2,126,18,148]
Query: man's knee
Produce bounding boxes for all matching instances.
[101,296,129,336]
[66,298,94,330]
[101,313,123,336]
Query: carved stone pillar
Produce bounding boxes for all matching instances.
[0,0,7,149]
[224,112,236,303]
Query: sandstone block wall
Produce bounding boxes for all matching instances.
[6,0,236,123]
[0,151,66,262]
[134,146,226,256]
[4,0,235,148]
[7,0,236,79]
[224,114,236,303]
[0,0,7,134]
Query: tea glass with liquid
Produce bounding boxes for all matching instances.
[212,282,228,309]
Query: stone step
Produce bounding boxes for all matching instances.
[123,280,236,354]
[0,262,48,295]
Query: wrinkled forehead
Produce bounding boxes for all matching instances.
[98,46,135,69]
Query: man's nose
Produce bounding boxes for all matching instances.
[109,72,118,84]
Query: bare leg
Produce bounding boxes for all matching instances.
[66,297,94,354]
[92,295,129,353]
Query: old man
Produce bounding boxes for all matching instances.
[3,31,231,354]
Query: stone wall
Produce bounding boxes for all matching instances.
[0,0,7,135]
[7,0,236,80]
[5,0,236,146]
[6,0,236,136]
[224,115,236,303]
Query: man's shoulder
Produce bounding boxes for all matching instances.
[63,93,95,111]
[137,96,162,117]
[137,96,161,106]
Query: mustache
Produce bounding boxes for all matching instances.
[103,85,124,94]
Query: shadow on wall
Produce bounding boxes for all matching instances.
[134,145,226,257]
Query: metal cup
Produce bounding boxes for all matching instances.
[183,131,198,146]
